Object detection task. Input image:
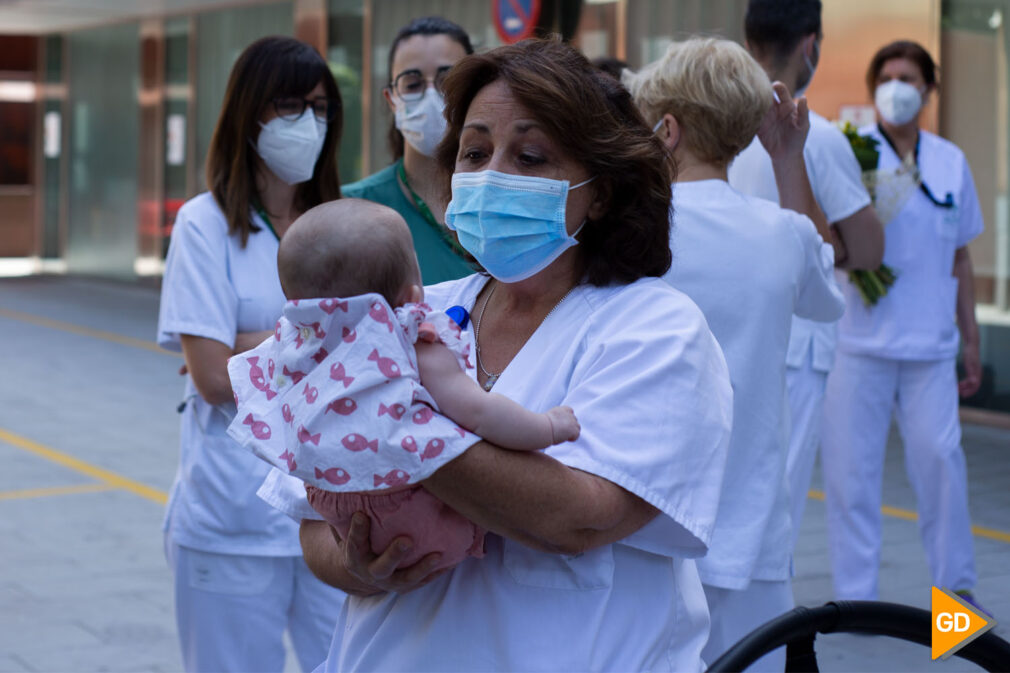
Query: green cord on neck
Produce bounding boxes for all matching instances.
[253,203,281,241]
[396,160,469,260]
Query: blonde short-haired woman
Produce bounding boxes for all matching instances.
[630,37,772,169]
[626,36,845,670]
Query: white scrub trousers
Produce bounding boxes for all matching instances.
[702,579,794,672]
[820,352,977,600]
[784,350,829,551]
[166,540,343,672]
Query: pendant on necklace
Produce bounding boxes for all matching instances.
[483,374,499,392]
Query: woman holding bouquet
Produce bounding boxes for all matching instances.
[821,40,988,613]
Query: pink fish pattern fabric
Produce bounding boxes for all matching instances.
[420,438,444,461]
[329,362,354,388]
[378,402,406,420]
[315,465,351,485]
[373,469,410,488]
[319,298,348,315]
[226,293,480,493]
[326,397,357,416]
[243,413,271,440]
[246,357,277,400]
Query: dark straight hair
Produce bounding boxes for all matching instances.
[206,36,343,247]
[866,40,938,95]
[385,16,473,161]
[744,0,822,66]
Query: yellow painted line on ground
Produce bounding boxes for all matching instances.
[0,483,115,501]
[0,306,178,356]
[808,489,1010,544]
[0,428,168,505]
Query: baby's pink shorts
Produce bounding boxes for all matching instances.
[306,484,485,571]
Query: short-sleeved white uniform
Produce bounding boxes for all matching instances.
[260,274,734,672]
[665,180,843,589]
[729,111,872,551]
[837,127,984,359]
[157,192,344,671]
[729,111,870,372]
[157,192,303,554]
[820,127,984,599]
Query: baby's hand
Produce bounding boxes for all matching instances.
[546,406,580,444]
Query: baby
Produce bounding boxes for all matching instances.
[227,199,580,571]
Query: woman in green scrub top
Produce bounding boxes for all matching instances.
[341,16,474,284]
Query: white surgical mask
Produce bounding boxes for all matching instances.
[875,80,923,126]
[395,87,448,157]
[255,109,327,185]
[795,40,819,97]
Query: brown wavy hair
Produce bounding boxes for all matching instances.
[434,38,673,286]
[206,36,342,247]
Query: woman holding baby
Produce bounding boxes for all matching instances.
[261,38,734,671]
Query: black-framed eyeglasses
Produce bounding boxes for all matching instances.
[390,66,453,102]
[272,96,340,122]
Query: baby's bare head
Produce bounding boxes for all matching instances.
[278,199,420,305]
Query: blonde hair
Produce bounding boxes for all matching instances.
[623,37,774,168]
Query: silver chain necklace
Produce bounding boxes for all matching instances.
[473,281,578,392]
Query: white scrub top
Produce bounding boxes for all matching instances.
[835,127,984,361]
[260,273,734,672]
[665,180,844,589]
[729,111,871,373]
[157,192,302,556]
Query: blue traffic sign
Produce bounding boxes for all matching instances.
[493,0,542,44]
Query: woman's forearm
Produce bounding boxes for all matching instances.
[299,520,383,596]
[422,442,658,555]
[234,329,274,354]
[953,246,979,346]
[180,334,238,406]
[832,205,885,270]
[773,154,834,248]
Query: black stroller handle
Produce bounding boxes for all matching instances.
[706,600,1010,672]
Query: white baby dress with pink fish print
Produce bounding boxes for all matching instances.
[226,293,480,492]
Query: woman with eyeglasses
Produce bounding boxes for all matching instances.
[156,36,346,672]
[822,40,989,614]
[341,16,475,284]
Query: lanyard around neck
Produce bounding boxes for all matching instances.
[876,124,954,209]
[396,159,470,259]
[253,203,281,241]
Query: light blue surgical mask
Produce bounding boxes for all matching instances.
[445,170,595,283]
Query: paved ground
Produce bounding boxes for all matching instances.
[0,274,1007,672]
